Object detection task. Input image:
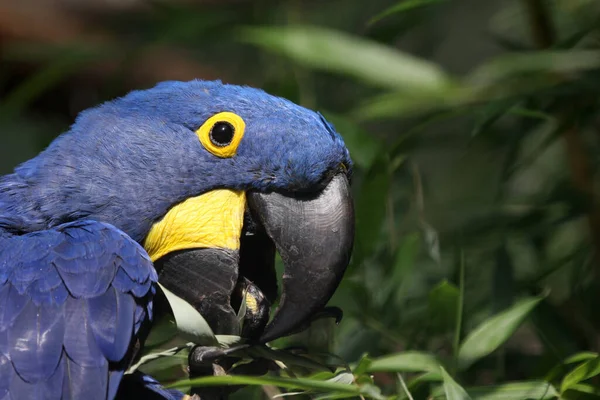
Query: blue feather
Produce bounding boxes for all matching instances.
[111,268,136,294]
[0,329,6,357]
[62,356,108,400]
[108,370,124,400]
[55,256,116,299]
[0,284,27,329]
[8,353,63,400]
[0,220,155,398]
[8,301,64,382]
[63,296,107,367]
[133,303,146,333]
[87,286,135,362]
[0,352,10,398]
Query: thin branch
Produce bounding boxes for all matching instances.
[397,373,415,400]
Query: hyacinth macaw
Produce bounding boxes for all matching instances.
[0,80,354,400]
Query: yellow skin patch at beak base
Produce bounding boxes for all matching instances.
[143,190,246,262]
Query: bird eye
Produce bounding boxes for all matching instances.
[210,122,235,147]
[196,112,245,158]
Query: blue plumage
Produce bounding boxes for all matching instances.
[0,221,156,400]
[0,80,352,399]
[0,80,351,241]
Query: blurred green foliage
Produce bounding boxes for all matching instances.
[3,0,600,398]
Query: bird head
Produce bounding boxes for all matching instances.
[8,80,355,342]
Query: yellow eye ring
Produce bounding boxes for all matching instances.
[196,112,245,158]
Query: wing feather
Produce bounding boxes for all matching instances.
[8,301,65,382]
[62,356,108,400]
[88,286,135,362]
[0,220,157,399]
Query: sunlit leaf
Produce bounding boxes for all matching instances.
[440,367,472,400]
[466,381,557,400]
[158,283,218,346]
[564,352,599,364]
[327,372,355,385]
[126,345,191,374]
[240,25,452,92]
[369,0,447,25]
[561,356,600,392]
[168,375,361,394]
[431,381,558,399]
[368,351,442,373]
[458,297,543,370]
[352,354,373,376]
[467,50,600,87]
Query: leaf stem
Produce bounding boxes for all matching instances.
[397,373,415,400]
[453,248,465,370]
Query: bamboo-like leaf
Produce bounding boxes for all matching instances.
[368,351,442,374]
[440,367,472,400]
[158,283,218,346]
[369,0,446,25]
[168,375,361,394]
[458,297,543,370]
[564,383,600,397]
[126,345,191,374]
[240,25,452,92]
[467,50,600,86]
[431,381,558,399]
[561,356,600,393]
[564,352,599,364]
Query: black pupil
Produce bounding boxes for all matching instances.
[210,122,235,146]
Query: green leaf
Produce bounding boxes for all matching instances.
[465,381,558,400]
[352,354,373,376]
[368,351,442,373]
[354,156,390,261]
[327,372,355,385]
[354,88,462,120]
[431,381,558,399]
[561,357,600,393]
[240,25,452,92]
[440,367,472,400]
[564,352,599,364]
[428,280,459,333]
[565,383,600,397]
[126,345,191,374]
[321,111,382,170]
[457,297,543,370]
[215,335,243,347]
[168,375,361,394]
[158,283,218,346]
[369,0,446,25]
[380,232,420,306]
[467,50,600,87]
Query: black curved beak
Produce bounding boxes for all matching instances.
[153,174,354,343]
[247,174,354,343]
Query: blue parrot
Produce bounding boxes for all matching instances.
[0,80,354,399]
